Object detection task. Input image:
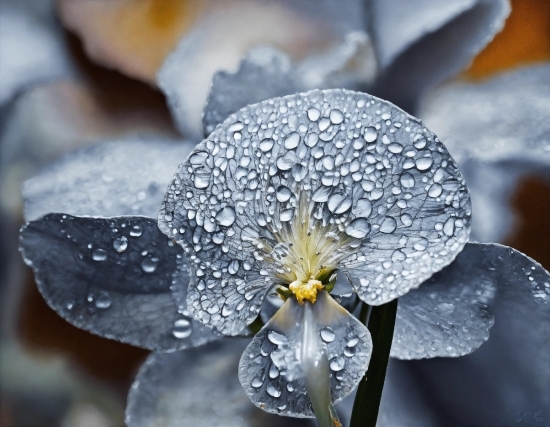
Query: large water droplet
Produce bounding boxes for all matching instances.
[172,318,193,339]
[95,291,112,309]
[400,172,415,188]
[388,143,403,154]
[345,218,371,238]
[428,183,443,198]
[276,186,292,203]
[268,330,285,345]
[284,132,300,149]
[130,225,143,237]
[267,384,281,397]
[330,109,344,124]
[280,209,294,222]
[415,157,433,171]
[113,236,128,253]
[401,213,413,227]
[251,378,263,388]
[327,193,352,214]
[269,364,280,379]
[364,127,377,142]
[380,217,397,233]
[141,257,159,273]
[216,206,236,227]
[320,327,336,343]
[330,356,345,371]
[353,199,372,218]
[259,138,275,152]
[92,248,107,262]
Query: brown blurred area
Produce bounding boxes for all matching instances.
[6,0,550,426]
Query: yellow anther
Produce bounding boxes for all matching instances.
[289,278,324,304]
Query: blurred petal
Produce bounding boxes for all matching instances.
[370,0,510,110]
[420,64,550,242]
[0,0,74,105]
[389,242,550,425]
[392,242,496,359]
[160,89,470,335]
[0,81,179,217]
[239,291,371,418]
[23,139,194,221]
[126,338,314,427]
[20,214,218,351]
[203,33,377,136]
[157,0,366,139]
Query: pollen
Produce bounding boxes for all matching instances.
[289,278,324,304]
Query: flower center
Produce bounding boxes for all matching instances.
[289,277,324,304]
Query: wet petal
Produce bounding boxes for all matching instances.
[160,89,471,332]
[239,291,371,418]
[20,214,218,351]
[157,0,367,139]
[23,139,194,221]
[203,33,377,135]
[391,242,496,359]
[386,243,550,425]
[370,0,510,109]
[126,338,314,427]
[420,64,550,242]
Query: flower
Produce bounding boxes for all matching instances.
[157,88,480,422]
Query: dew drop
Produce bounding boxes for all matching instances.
[172,318,193,339]
[267,385,281,398]
[327,193,352,214]
[307,108,321,121]
[345,218,371,239]
[259,138,275,152]
[330,356,345,372]
[388,143,403,154]
[380,217,397,233]
[284,132,300,149]
[364,127,377,142]
[92,249,107,262]
[353,199,372,218]
[251,378,263,388]
[330,109,344,124]
[401,213,413,227]
[113,236,128,253]
[399,173,415,189]
[95,291,112,309]
[141,257,159,273]
[428,183,443,198]
[320,327,336,343]
[415,157,433,171]
[216,206,236,227]
[130,225,143,237]
[276,186,292,202]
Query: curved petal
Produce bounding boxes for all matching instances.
[23,139,194,221]
[126,338,314,427]
[238,291,371,418]
[160,89,471,334]
[19,214,218,351]
[391,242,496,359]
[387,243,550,425]
[369,0,510,110]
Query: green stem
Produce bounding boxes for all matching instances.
[350,299,398,427]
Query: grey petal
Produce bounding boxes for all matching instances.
[157,0,367,139]
[0,0,74,105]
[389,242,550,425]
[392,242,496,359]
[370,0,510,110]
[126,338,314,427]
[160,89,470,334]
[19,214,218,352]
[23,139,195,221]
[420,65,550,242]
[203,33,377,136]
[239,291,371,418]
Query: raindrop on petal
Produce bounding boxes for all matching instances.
[345,218,371,238]
[380,217,397,233]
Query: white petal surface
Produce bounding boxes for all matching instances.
[160,89,471,334]
[388,243,550,425]
[239,291,371,418]
[20,214,218,351]
[392,242,496,359]
[23,139,195,221]
[369,0,510,109]
[126,338,314,427]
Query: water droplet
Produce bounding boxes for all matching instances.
[330,356,345,371]
[380,217,397,233]
[320,327,336,343]
[437,303,455,315]
[172,318,193,339]
[276,186,292,203]
[307,108,321,121]
[284,132,300,149]
[345,218,371,238]
[401,213,413,227]
[400,173,415,188]
[328,193,352,214]
[413,238,428,251]
[415,157,433,171]
[92,249,107,262]
[312,186,331,203]
[443,217,455,236]
[267,385,281,397]
[391,250,406,261]
[269,364,280,379]
[353,199,372,218]
[130,225,143,237]
[259,138,275,152]
[216,206,236,227]
[428,183,443,198]
[280,209,294,222]
[364,127,377,142]
[141,257,159,273]
[113,236,128,253]
[388,143,403,154]
[189,151,208,165]
[268,331,285,345]
[330,109,344,124]
[251,378,263,388]
[95,291,112,309]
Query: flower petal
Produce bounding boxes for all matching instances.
[125,338,314,427]
[420,64,550,242]
[23,139,194,221]
[369,0,510,109]
[160,89,471,332]
[391,242,496,359]
[386,242,550,425]
[238,291,371,418]
[19,214,218,351]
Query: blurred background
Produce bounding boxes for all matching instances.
[0,1,548,426]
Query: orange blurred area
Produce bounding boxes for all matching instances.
[465,0,550,78]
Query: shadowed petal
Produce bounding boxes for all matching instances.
[392,242,496,359]
[160,89,471,334]
[389,243,550,425]
[126,338,314,427]
[20,214,218,352]
[239,291,371,418]
[23,139,195,221]
[370,0,510,110]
